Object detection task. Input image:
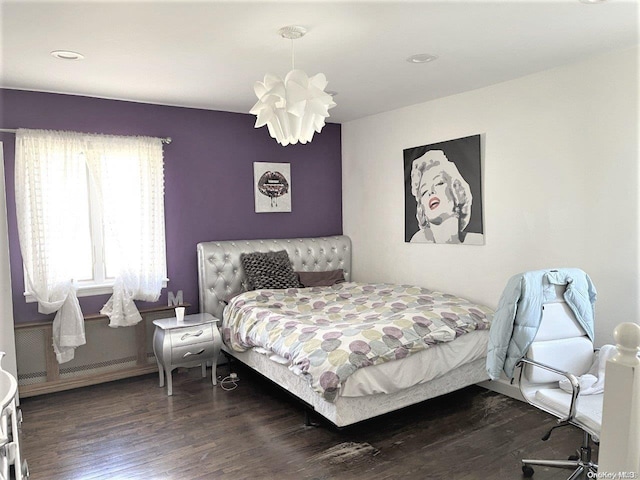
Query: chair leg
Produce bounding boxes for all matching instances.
[522,460,585,480]
[567,466,585,480]
[579,431,592,463]
[522,459,579,470]
[521,432,598,479]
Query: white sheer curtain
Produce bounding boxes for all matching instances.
[89,135,166,327]
[15,129,166,362]
[15,130,88,363]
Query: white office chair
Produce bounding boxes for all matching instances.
[516,291,601,479]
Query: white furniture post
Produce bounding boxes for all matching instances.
[599,322,640,476]
[0,352,28,479]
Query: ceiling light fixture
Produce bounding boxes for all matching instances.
[407,53,439,64]
[50,50,84,61]
[250,25,336,146]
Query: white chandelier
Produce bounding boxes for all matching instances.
[250,25,336,146]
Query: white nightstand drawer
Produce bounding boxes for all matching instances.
[170,341,217,365]
[169,324,214,347]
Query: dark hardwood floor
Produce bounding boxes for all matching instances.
[18,364,595,480]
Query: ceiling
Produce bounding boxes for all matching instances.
[1,0,638,123]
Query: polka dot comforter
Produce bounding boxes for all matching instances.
[222,282,493,402]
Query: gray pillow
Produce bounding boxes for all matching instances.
[296,269,345,287]
[240,250,301,290]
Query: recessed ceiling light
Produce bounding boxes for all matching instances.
[50,50,84,61]
[579,0,607,3]
[406,54,439,64]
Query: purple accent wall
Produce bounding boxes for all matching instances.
[0,89,342,324]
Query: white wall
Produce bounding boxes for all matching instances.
[342,47,639,345]
[0,142,18,379]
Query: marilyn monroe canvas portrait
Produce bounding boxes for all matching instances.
[404,134,484,245]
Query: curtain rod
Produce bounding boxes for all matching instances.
[0,128,172,145]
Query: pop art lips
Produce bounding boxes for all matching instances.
[258,171,289,198]
[428,197,440,210]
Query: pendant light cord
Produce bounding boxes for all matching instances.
[278,25,305,71]
[291,38,295,70]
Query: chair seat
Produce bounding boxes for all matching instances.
[534,388,602,440]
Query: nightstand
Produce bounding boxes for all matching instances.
[152,312,222,396]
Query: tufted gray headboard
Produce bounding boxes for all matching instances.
[197,236,352,320]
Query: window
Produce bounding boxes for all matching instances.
[22,153,106,300]
[15,129,167,326]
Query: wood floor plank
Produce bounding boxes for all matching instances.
[18,363,595,479]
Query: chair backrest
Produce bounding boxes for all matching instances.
[524,285,594,384]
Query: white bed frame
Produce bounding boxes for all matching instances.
[197,235,489,427]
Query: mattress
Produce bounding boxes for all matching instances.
[222,343,489,427]
[341,329,488,396]
[253,329,489,397]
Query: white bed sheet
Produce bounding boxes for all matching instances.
[253,330,488,398]
[341,330,489,397]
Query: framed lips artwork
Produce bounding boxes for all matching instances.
[253,162,292,213]
[403,134,484,245]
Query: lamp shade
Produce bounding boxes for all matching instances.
[250,69,336,146]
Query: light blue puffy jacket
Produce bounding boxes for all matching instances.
[486,268,596,380]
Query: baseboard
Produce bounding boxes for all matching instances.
[19,364,159,397]
[478,377,524,402]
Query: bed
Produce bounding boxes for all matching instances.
[197,235,493,427]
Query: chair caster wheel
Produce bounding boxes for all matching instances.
[568,454,579,461]
[522,465,535,477]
